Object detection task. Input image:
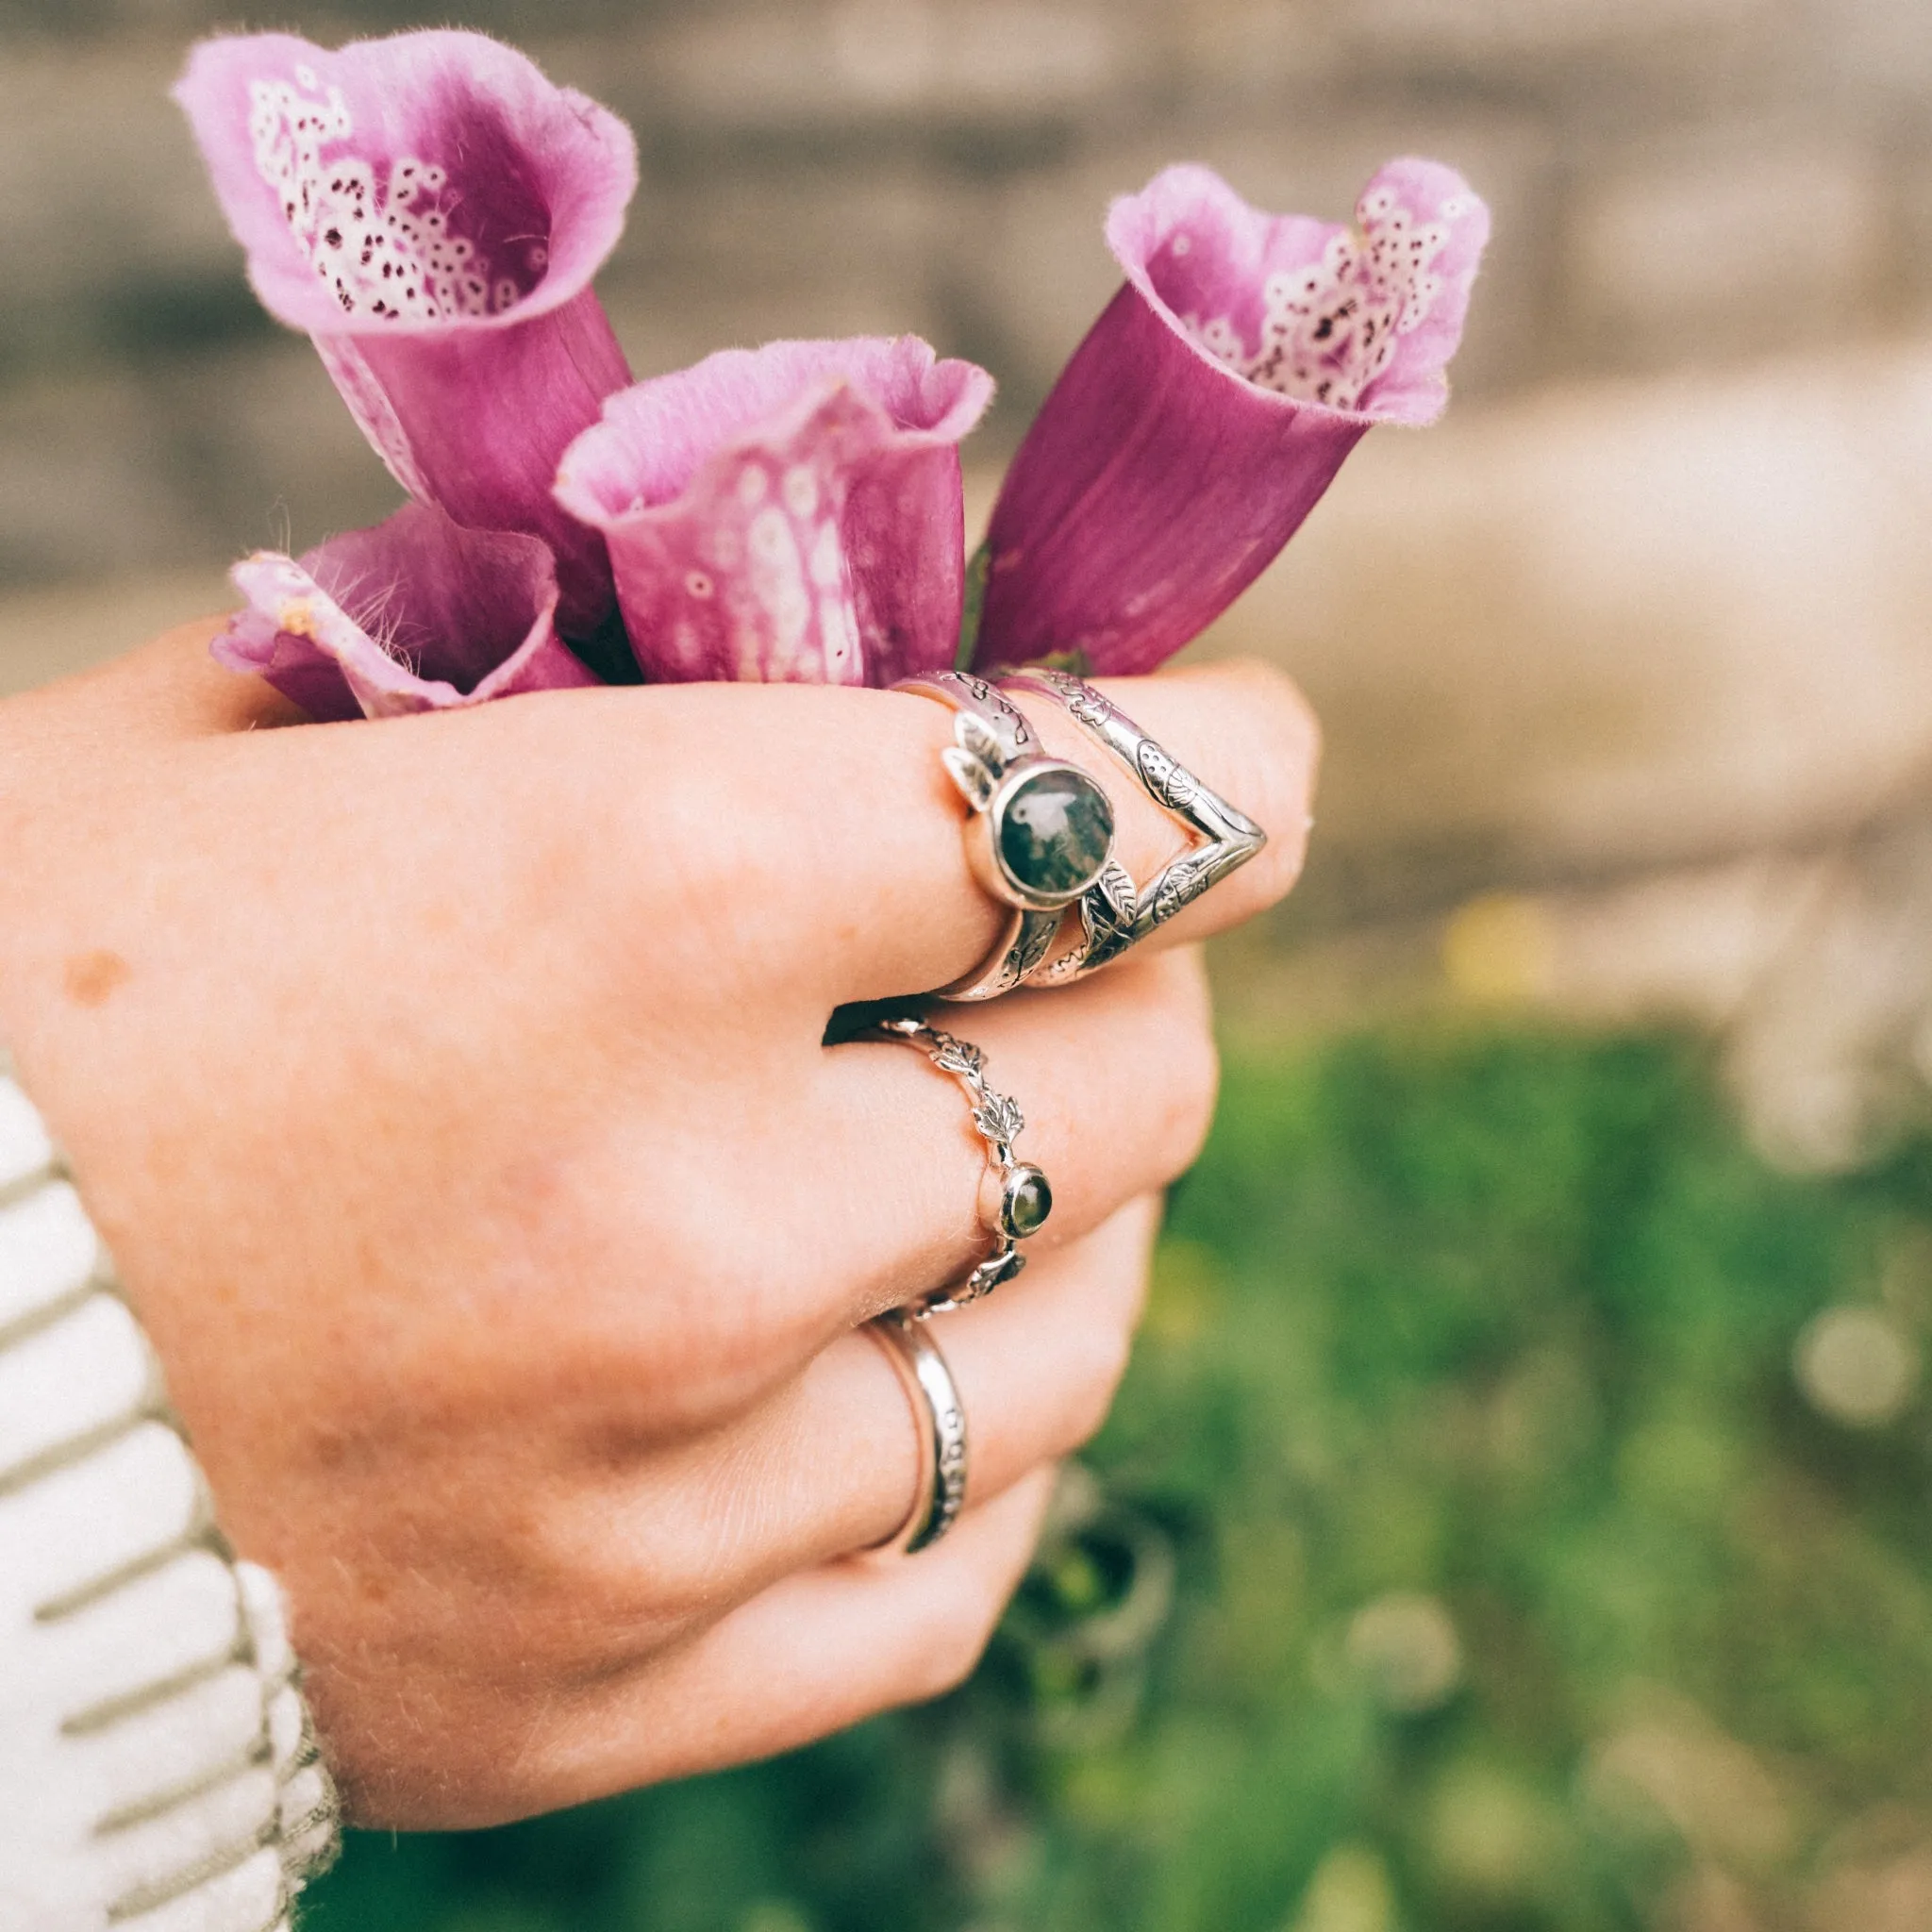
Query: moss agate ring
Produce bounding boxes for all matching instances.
[999,669,1267,985]
[895,671,1118,1002]
[871,1016,1052,1315]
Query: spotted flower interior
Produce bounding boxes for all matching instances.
[183,31,1487,693]
[175,33,634,340]
[250,63,550,323]
[1123,160,1490,419]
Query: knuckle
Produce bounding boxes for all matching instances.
[577,1171,811,1424]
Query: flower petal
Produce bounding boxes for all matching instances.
[215,503,597,720]
[974,159,1490,676]
[175,31,639,635]
[556,337,994,686]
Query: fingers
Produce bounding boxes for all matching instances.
[555,1197,1158,1635]
[537,659,1313,1014]
[1007,659,1321,968]
[92,644,1308,1024]
[570,948,1205,1421]
[727,1193,1158,1565]
[334,1204,1148,1826]
[148,656,1307,1034]
[785,657,1319,1006]
[519,1468,1059,1820]
[804,946,1212,1332]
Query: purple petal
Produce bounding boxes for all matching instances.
[974,159,1490,676]
[175,31,639,635]
[555,338,993,687]
[215,503,597,720]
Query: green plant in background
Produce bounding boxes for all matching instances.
[305,1025,1932,1932]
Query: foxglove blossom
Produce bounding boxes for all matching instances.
[974,159,1490,675]
[175,31,638,635]
[217,504,595,721]
[556,338,994,686]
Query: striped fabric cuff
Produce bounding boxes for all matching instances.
[0,1049,341,1931]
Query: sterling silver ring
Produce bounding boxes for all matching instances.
[866,1308,968,1554]
[873,1015,1051,1313]
[895,671,1118,1002]
[1000,669,1267,984]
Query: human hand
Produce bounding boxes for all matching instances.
[0,625,1316,1827]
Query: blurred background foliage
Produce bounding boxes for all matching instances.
[306,1024,1932,1931]
[8,0,1932,1925]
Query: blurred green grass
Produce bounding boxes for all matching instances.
[303,1024,1932,1931]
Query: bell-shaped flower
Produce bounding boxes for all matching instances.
[973,159,1490,675]
[556,338,994,687]
[175,30,639,636]
[216,503,597,721]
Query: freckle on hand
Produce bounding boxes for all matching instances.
[64,950,133,1008]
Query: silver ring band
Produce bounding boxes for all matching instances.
[872,1015,1051,1313]
[999,669,1267,983]
[940,901,1062,1004]
[895,670,1117,1002]
[866,1309,968,1554]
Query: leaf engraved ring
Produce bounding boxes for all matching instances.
[871,1015,1052,1314]
[865,1308,969,1554]
[894,670,1118,1001]
[999,669,1266,984]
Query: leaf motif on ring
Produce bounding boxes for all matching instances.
[929,1033,984,1076]
[941,744,997,810]
[1014,914,1059,978]
[1093,860,1138,928]
[973,1092,1025,1143]
[965,1246,1027,1298]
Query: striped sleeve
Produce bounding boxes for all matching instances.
[0,1051,340,1932]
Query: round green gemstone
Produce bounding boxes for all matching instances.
[1002,1165,1053,1240]
[995,765,1115,901]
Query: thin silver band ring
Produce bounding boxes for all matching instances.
[865,1309,968,1554]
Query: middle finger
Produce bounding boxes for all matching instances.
[791,943,1214,1342]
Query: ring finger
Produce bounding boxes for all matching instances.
[557,1194,1158,1647]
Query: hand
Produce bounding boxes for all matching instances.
[0,625,1317,1827]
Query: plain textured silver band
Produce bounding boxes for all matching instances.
[866,1309,968,1554]
[940,901,1063,1004]
[1000,669,1267,983]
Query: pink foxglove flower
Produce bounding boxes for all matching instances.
[216,504,596,721]
[556,338,994,686]
[973,159,1490,675]
[175,31,638,636]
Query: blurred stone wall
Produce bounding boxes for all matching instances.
[4,0,1932,955]
[6,0,1932,590]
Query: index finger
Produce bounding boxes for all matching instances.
[791,658,1320,1007]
